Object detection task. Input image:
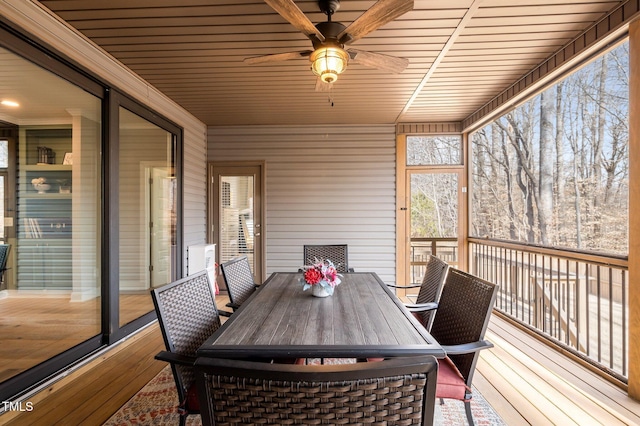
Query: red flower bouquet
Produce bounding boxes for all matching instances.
[299,259,342,296]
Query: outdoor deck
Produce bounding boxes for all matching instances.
[476,313,640,425]
[1,293,640,425]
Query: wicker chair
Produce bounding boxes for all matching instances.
[151,270,221,426]
[219,255,259,315]
[303,244,354,273]
[387,255,448,330]
[430,268,498,426]
[195,355,439,426]
[0,244,10,288]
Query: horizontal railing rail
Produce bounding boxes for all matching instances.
[469,237,628,382]
[409,237,458,284]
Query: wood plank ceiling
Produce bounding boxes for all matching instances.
[39,0,625,127]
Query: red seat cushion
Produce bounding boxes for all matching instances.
[412,311,427,327]
[436,357,470,400]
[184,383,200,412]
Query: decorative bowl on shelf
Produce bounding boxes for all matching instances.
[33,183,51,194]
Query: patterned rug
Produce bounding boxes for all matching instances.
[103,364,506,425]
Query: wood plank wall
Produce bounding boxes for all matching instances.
[462,0,639,132]
[208,125,397,284]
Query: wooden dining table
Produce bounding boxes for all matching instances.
[197,271,445,360]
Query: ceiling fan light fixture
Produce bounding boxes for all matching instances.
[310,45,348,83]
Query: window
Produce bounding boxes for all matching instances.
[0,27,182,401]
[118,107,177,326]
[471,42,629,256]
[0,45,102,385]
[407,135,462,165]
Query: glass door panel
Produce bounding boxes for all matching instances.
[118,107,176,326]
[408,172,459,294]
[211,164,263,285]
[220,176,255,271]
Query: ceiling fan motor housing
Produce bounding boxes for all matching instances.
[310,21,349,83]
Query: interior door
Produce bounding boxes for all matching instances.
[210,163,264,284]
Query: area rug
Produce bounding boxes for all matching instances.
[103,365,506,425]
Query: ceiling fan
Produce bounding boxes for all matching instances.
[245,0,414,90]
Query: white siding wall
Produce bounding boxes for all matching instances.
[1,1,209,275]
[208,125,397,284]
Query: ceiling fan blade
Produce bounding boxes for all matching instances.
[349,49,409,74]
[338,0,414,45]
[264,0,325,42]
[315,78,334,92]
[244,50,312,65]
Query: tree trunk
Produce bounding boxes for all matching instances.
[539,91,555,245]
[554,83,566,243]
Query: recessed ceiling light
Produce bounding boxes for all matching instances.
[1,100,19,107]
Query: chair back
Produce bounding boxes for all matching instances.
[430,268,498,387]
[0,244,10,272]
[219,255,256,307]
[151,270,221,404]
[196,356,439,426]
[415,255,449,329]
[303,244,351,273]
[0,244,10,288]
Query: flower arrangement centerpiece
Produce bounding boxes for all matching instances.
[31,177,51,194]
[300,259,342,297]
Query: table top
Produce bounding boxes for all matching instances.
[198,272,445,359]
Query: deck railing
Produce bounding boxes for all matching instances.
[409,237,458,284]
[469,238,628,381]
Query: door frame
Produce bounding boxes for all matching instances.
[143,164,174,289]
[208,161,266,282]
[396,134,468,290]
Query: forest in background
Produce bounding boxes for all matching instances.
[471,42,629,256]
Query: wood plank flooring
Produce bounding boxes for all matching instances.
[475,313,640,425]
[0,322,165,425]
[0,292,639,425]
[0,293,153,383]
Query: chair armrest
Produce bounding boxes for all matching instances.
[405,302,438,312]
[226,302,241,310]
[386,282,422,289]
[441,340,494,355]
[154,350,196,366]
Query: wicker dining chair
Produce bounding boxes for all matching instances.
[0,244,10,288]
[195,355,439,426]
[387,254,449,330]
[151,270,221,426]
[219,255,259,315]
[430,268,498,426]
[303,244,354,273]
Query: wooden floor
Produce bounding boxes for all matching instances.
[0,322,165,425]
[0,292,154,382]
[475,313,640,425]
[1,292,639,425]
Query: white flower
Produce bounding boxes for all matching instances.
[31,177,47,185]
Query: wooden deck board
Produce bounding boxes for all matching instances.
[489,314,640,418]
[478,313,640,425]
[473,371,529,426]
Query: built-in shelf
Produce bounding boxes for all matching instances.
[22,165,72,171]
[22,193,72,199]
[17,126,73,290]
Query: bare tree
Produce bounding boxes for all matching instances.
[539,90,555,244]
